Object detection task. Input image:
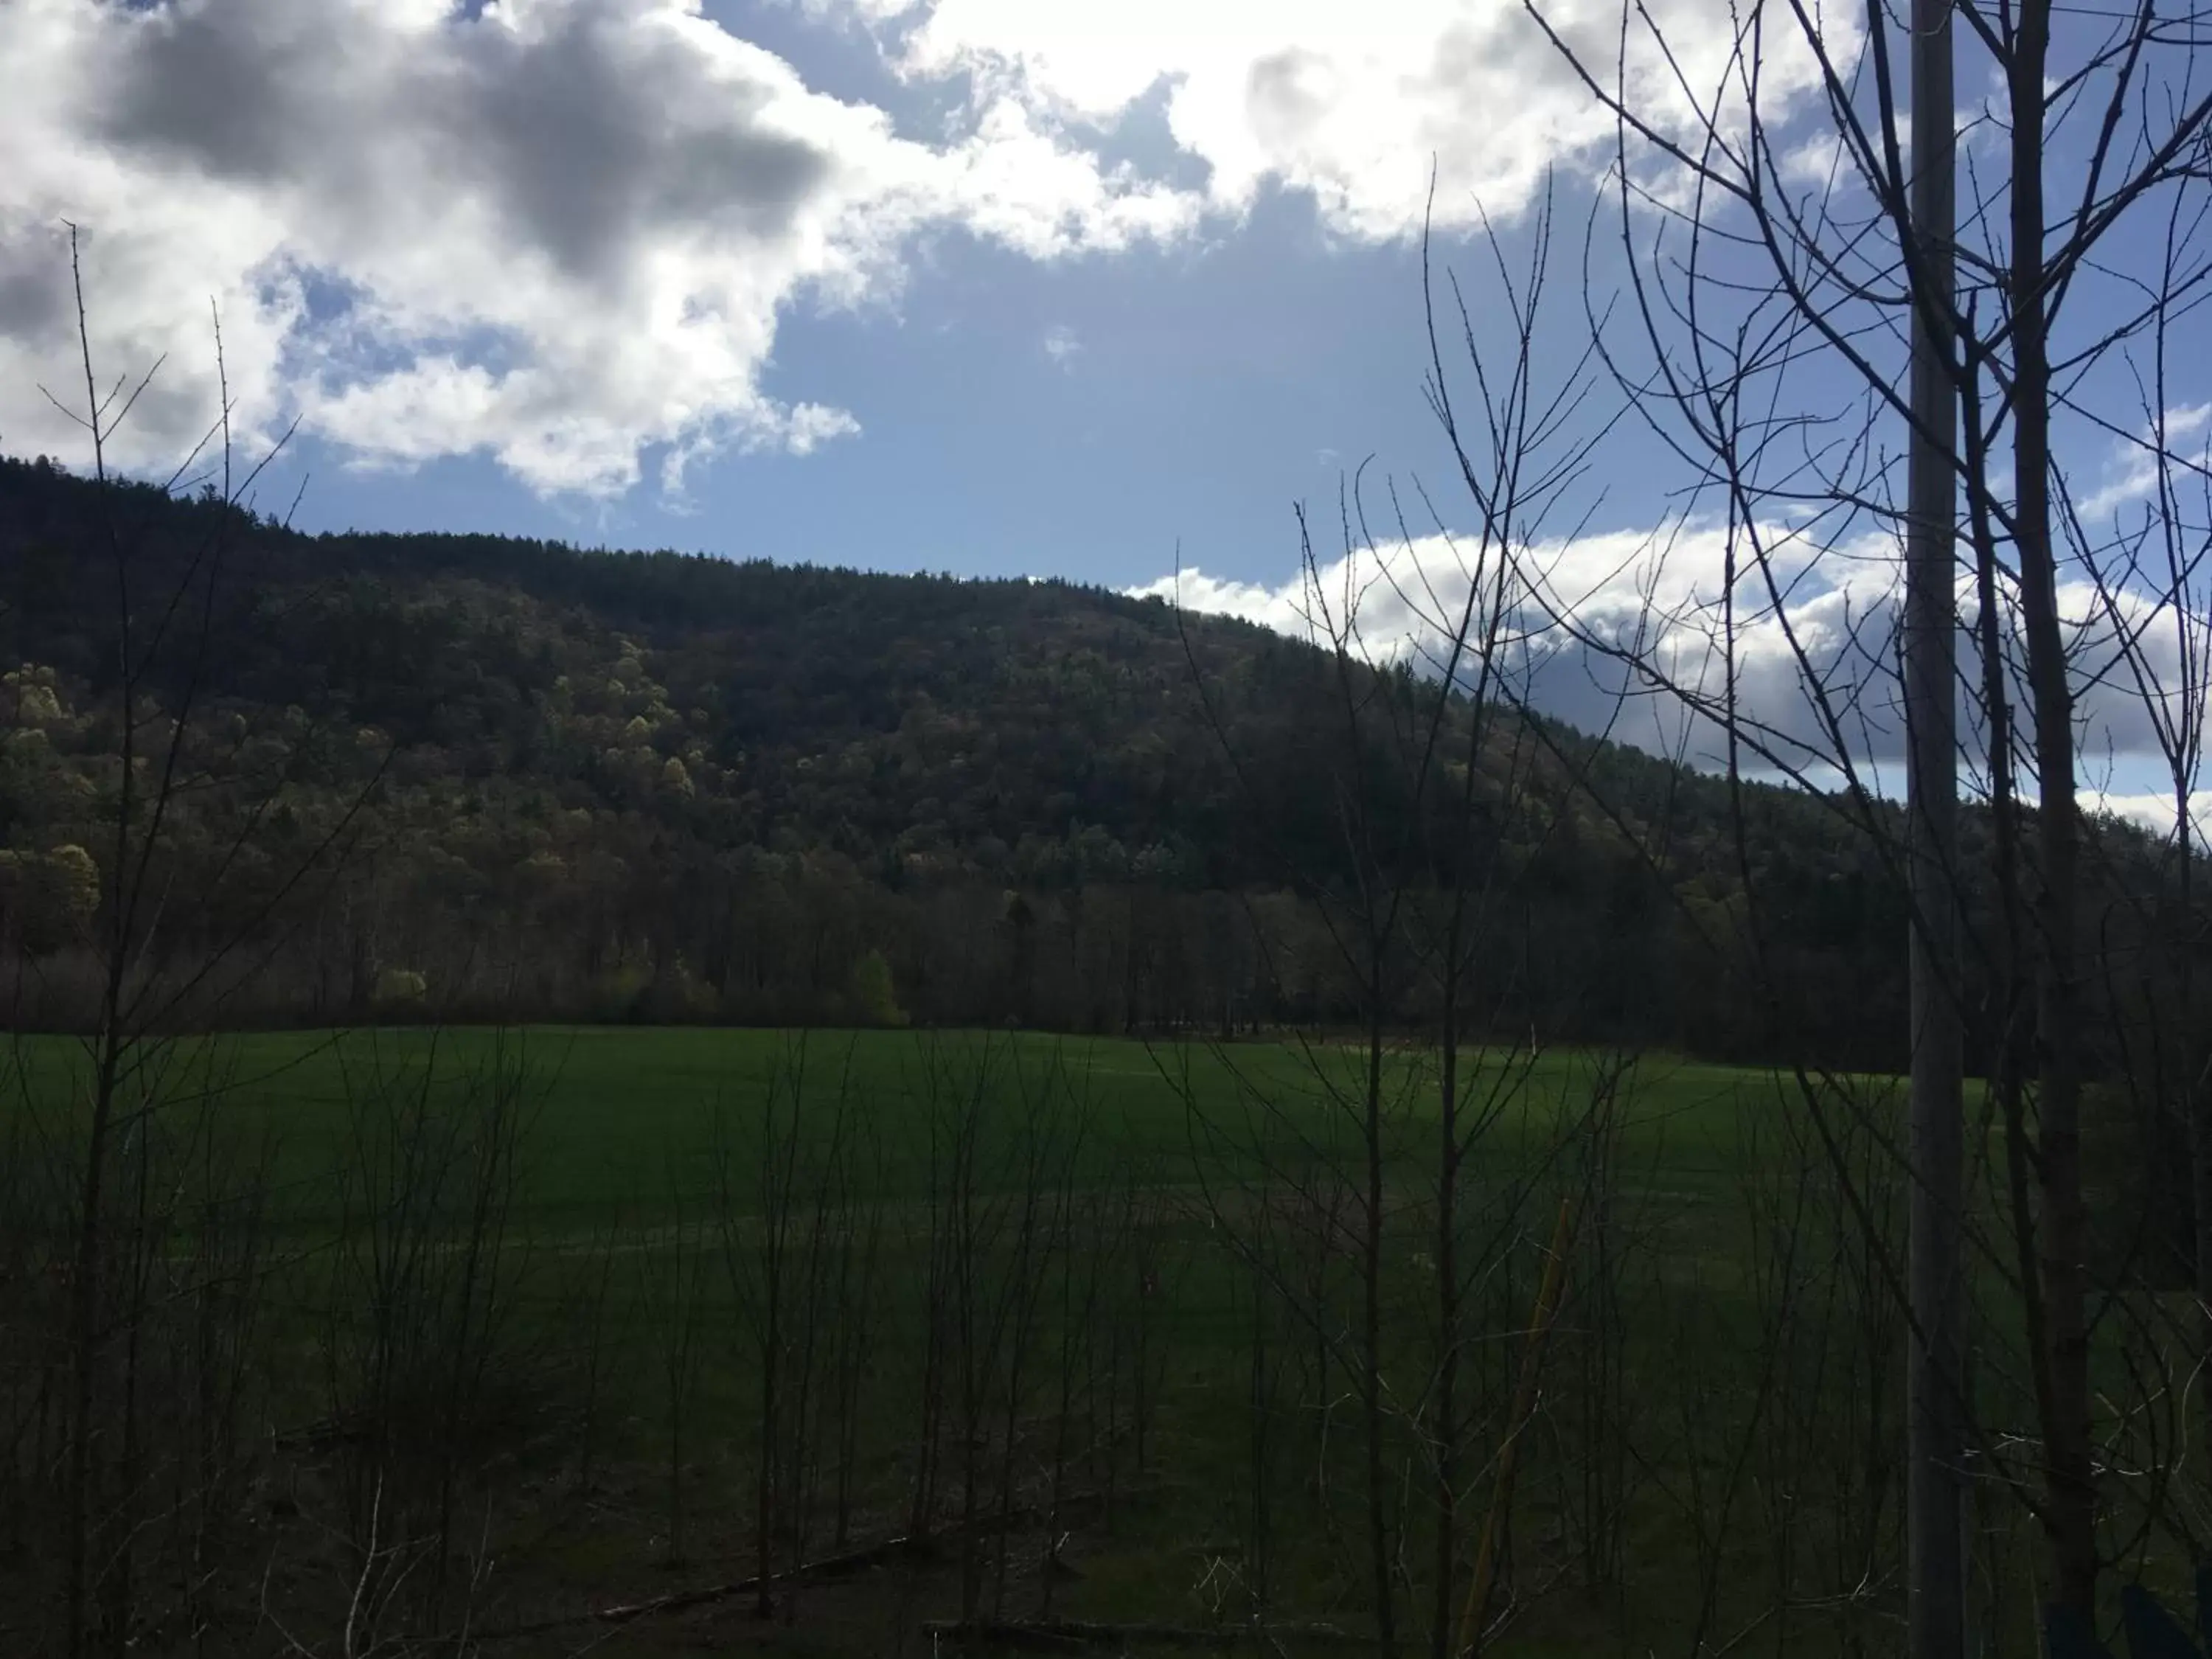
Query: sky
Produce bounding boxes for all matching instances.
[1,0,2207,830]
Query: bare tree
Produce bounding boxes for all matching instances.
[1160,184,1673,1657]
[7,229,392,1659]
[1514,0,2212,1631]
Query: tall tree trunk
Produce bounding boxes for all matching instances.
[1903,2,1965,1650]
[2011,1,2097,1618]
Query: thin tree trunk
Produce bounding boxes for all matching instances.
[2010,2,2097,1617]
[1903,1,1965,1649]
[1431,988,1460,1659]
[1363,996,1396,1659]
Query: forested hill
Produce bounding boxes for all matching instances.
[0,453,1985,1063]
[1,453,1433,897]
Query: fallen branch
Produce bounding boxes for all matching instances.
[469,1531,921,1640]
[472,1486,1137,1641]
[919,1618,1374,1651]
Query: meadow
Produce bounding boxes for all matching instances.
[5,1025,1772,1220]
[4,1025,2065,1657]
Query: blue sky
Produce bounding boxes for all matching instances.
[287,185,1486,588]
[1,0,1704,592]
[1,0,2205,825]
[144,1,1673,594]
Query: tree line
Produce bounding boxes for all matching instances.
[11,453,2189,1075]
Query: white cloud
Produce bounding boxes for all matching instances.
[836,0,1846,240]
[1135,513,2212,783]
[0,0,1203,495]
[1042,323,1082,366]
[2080,403,2212,519]
[2087,789,2212,842]
[781,401,865,456]
[1778,116,1908,192]
[1131,518,1894,773]
[0,1,1855,499]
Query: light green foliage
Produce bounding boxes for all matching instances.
[42,844,97,918]
[592,955,652,1019]
[0,844,99,949]
[849,947,908,1028]
[372,966,428,1007]
[7,671,64,726]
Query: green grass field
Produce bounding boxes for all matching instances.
[7,1023,1787,1222]
[17,1026,2087,1656]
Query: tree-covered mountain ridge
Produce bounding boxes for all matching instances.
[0,453,2036,1062]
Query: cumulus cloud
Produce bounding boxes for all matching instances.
[1134,514,2212,788]
[0,1,1854,497]
[1132,520,1893,776]
[835,0,1844,239]
[0,0,1202,495]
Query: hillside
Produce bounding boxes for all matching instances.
[1,454,1947,1061]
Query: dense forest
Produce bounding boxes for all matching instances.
[0,453,2188,1071]
[18,4,2212,1651]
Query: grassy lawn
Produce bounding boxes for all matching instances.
[7,1024,1786,1220]
[6,1026,1996,1655]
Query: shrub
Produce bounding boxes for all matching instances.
[372,967,429,1009]
[849,948,908,1029]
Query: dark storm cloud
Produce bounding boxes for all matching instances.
[94,0,841,293]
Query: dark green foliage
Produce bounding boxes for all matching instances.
[4,456,2197,1073]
